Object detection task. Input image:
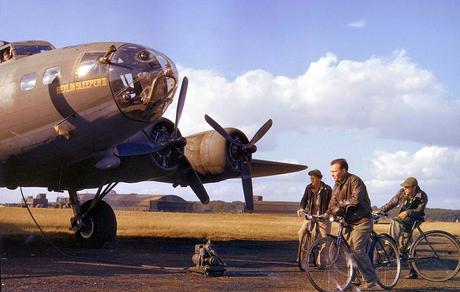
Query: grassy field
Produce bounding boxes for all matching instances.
[0,207,459,240]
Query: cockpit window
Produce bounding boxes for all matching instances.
[43,66,61,85]
[77,52,108,80]
[15,45,52,56]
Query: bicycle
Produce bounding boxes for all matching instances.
[298,210,325,271]
[367,213,401,289]
[305,206,400,292]
[383,215,460,282]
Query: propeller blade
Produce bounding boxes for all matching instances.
[174,77,188,136]
[188,165,210,204]
[240,159,254,212]
[177,153,210,204]
[114,142,163,157]
[249,119,272,147]
[204,114,243,147]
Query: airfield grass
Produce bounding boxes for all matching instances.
[0,207,459,240]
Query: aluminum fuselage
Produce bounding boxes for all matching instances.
[0,42,176,188]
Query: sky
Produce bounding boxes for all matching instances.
[1,0,459,209]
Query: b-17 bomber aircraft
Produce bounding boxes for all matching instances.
[0,40,307,248]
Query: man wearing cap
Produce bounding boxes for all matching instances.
[297,169,332,259]
[326,158,379,289]
[377,177,428,279]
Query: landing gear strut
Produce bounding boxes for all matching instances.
[68,183,118,248]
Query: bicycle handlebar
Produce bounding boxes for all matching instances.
[299,209,326,221]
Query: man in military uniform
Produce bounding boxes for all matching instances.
[377,177,428,279]
[297,169,332,258]
[326,158,379,289]
[2,48,12,62]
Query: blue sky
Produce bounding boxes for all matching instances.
[1,1,459,209]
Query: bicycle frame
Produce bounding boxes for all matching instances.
[332,213,396,267]
[369,214,395,263]
[400,220,440,263]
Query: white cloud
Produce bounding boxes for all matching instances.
[370,146,460,181]
[168,51,460,147]
[367,146,460,208]
[347,19,367,28]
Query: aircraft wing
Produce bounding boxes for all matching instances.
[250,159,307,178]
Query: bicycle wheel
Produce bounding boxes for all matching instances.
[369,233,401,289]
[410,230,460,281]
[298,231,313,271]
[306,236,354,292]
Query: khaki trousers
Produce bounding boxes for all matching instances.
[344,218,378,283]
[389,218,415,247]
[298,219,331,244]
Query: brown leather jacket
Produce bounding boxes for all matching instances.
[379,187,428,219]
[300,181,332,215]
[327,172,372,224]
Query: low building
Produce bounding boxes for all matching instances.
[54,196,70,208]
[253,200,298,214]
[21,193,48,208]
[78,193,191,212]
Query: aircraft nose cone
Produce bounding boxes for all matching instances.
[108,44,178,122]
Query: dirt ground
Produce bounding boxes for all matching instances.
[1,235,459,291]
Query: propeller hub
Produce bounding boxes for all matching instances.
[245,144,257,154]
[172,136,187,148]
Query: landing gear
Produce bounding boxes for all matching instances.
[68,183,118,248]
[76,199,117,248]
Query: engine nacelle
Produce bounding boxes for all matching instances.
[185,128,248,175]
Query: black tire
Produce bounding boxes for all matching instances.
[298,231,313,271]
[306,236,354,292]
[76,200,117,248]
[369,233,401,289]
[410,230,460,281]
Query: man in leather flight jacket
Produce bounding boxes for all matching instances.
[326,158,379,289]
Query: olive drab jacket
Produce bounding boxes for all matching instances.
[300,181,332,215]
[379,187,428,220]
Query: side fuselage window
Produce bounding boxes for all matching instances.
[43,66,61,85]
[20,73,37,91]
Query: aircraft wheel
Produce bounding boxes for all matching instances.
[76,200,117,248]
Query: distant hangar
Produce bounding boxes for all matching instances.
[78,193,190,212]
[21,192,299,214]
[78,193,298,214]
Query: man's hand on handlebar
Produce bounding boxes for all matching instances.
[297,209,304,217]
[373,210,387,216]
[397,210,409,220]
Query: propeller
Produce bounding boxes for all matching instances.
[170,77,209,204]
[204,114,272,212]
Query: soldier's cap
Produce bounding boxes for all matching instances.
[308,169,323,179]
[400,177,418,187]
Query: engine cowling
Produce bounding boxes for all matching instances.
[185,128,249,175]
